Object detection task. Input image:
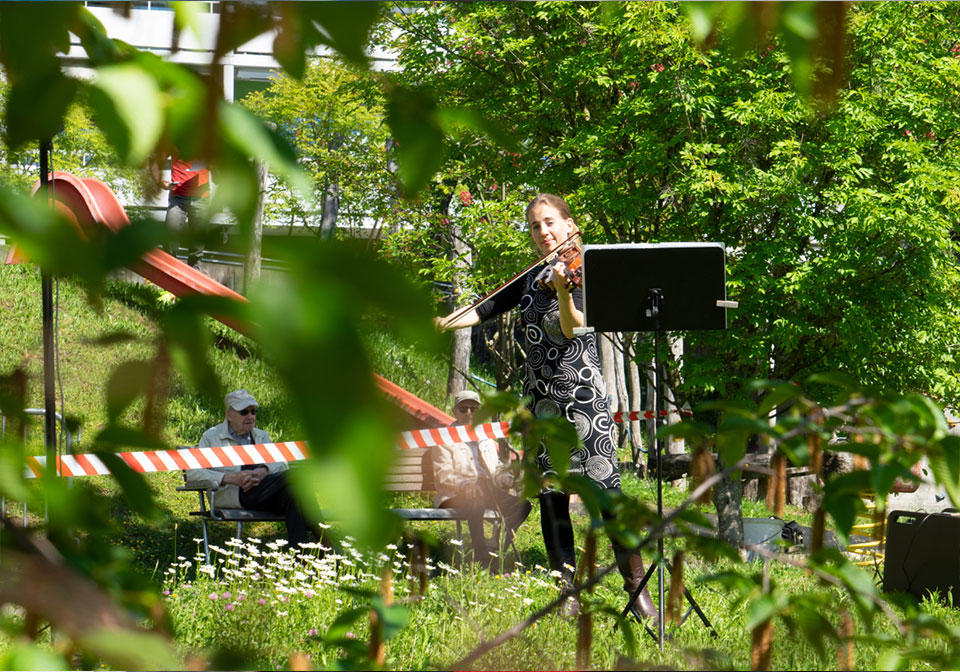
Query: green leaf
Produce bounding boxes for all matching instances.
[657,420,712,442]
[78,628,179,672]
[530,414,579,478]
[324,606,368,642]
[875,649,903,672]
[752,380,804,417]
[832,560,880,621]
[435,108,518,152]
[105,360,152,421]
[218,102,313,201]
[95,425,166,450]
[385,86,446,196]
[172,1,203,44]
[928,436,960,510]
[822,471,871,541]
[805,372,860,393]
[790,601,837,660]
[599,2,626,25]
[371,597,409,641]
[71,7,127,65]
[746,592,787,630]
[0,439,30,501]
[94,451,161,522]
[299,1,381,67]
[0,642,68,671]
[0,2,77,80]
[161,296,233,398]
[88,63,164,164]
[213,1,272,60]
[681,1,719,43]
[869,463,909,501]
[4,67,78,148]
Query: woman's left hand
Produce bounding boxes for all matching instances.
[549,260,571,293]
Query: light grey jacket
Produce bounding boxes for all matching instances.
[185,420,288,509]
[432,437,505,507]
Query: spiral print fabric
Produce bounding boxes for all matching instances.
[520,267,621,490]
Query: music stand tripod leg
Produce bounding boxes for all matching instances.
[617,557,659,641]
[664,558,718,637]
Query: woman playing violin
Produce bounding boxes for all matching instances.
[436,193,657,623]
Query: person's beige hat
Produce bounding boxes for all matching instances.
[453,390,481,408]
[225,389,258,411]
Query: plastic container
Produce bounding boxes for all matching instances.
[743,517,785,562]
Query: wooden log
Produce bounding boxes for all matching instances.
[650,452,815,481]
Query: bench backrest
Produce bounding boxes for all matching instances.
[385,447,435,493]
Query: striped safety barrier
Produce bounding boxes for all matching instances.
[614,409,693,422]
[399,421,511,450]
[24,408,692,479]
[25,441,310,480]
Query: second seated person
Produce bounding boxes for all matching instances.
[433,390,532,568]
[436,193,658,622]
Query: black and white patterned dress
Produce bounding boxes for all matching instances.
[476,263,621,490]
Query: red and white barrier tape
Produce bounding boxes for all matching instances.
[613,409,693,422]
[399,421,512,450]
[25,409,690,479]
[25,441,310,479]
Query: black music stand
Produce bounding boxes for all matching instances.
[581,242,732,647]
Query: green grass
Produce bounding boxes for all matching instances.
[153,494,931,671]
[2,262,958,670]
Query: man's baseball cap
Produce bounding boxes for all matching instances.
[225,389,258,411]
[453,390,481,408]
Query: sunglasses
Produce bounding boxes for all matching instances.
[237,408,258,416]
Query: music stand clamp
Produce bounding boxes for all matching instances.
[582,243,731,648]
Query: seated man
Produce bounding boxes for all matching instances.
[433,390,532,567]
[187,389,315,548]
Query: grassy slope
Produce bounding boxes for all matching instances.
[7,263,871,669]
[0,261,809,553]
[0,264,470,572]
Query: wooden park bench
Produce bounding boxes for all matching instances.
[178,447,505,563]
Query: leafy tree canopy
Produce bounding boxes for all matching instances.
[382,1,960,406]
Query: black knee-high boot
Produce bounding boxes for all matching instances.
[539,492,578,617]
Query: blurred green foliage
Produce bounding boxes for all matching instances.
[2,1,960,670]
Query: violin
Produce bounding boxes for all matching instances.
[443,231,582,329]
[534,245,583,291]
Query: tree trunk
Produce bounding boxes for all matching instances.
[626,334,645,471]
[599,333,619,414]
[613,333,629,417]
[611,333,630,459]
[243,158,267,294]
[712,457,744,546]
[652,452,814,481]
[498,312,519,390]
[664,335,685,457]
[446,218,471,397]
[320,133,344,241]
[319,180,339,240]
[645,360,656,466]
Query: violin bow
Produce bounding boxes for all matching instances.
[442,231,582,331]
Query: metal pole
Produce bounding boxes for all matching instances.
[39,140,57,520]
[650,288,665,649]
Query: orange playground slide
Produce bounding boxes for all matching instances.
[5,172,454,428]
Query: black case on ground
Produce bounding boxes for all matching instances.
[883,509,960,602]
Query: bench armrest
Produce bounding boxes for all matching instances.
[176,479,233,520]
[177,479,220,493]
